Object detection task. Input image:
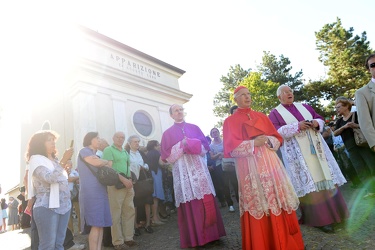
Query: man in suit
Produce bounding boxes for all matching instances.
[355,54,375,199]
[355,53,375,153]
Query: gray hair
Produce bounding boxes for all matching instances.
[127,134,140,143]
[276,85,291,96]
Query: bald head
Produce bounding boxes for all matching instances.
[169,104,185,122]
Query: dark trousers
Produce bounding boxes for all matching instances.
[348,146,375,192]
[209,165,225,203]
[103,227,113,247]
[222,170,239,206]
[337,149,361,185]
[210,164,238,206]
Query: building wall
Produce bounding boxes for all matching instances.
[18,25,192,189]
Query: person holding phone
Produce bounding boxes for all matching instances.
[269,85,349,234]
[25,130,74,249]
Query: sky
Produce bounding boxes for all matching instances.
[0,0,374,194]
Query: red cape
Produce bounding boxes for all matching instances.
[223,108,283,158]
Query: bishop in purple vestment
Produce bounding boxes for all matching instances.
[160,104,226,248]
[268,85,349,233]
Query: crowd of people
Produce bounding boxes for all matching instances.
[0,189,32,233]
[10,53,375,250]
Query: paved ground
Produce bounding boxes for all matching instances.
[1,181,375,250]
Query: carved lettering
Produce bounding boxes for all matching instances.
[110,53,161,80]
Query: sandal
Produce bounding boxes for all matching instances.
[145,226,154,233]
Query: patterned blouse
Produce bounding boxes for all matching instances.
[32,159,71,215]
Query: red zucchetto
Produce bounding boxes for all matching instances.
[234,86,248,97]
[234,86,247,94]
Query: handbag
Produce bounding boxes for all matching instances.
[115,171,137,189]
[70,183,79,201]
[80,154,120,186]
[133,169,154,198]
[351,112,369,147]
[222,158,236,172]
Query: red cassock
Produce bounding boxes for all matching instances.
[223,107,304,250]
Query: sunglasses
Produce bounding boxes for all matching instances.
[370,62,375,68]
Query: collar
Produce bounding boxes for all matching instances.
[281,103,295,108]
[111,144,124,152]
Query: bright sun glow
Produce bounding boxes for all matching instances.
[0,4,83,195]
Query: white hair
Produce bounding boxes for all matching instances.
[276,85,290,96]
[128,134,140,143]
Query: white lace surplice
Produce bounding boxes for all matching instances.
[278,121,346,197]
[166,141,216,207]
[231,136,299,219]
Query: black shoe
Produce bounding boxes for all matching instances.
[145,226,154,233]
[134,228,141,236]
[220,202,227,208]
[315,225,334,233]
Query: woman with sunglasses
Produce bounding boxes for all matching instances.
[334,96,375,198]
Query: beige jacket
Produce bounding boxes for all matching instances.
[355,80,375,148]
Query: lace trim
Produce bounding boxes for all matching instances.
[167,142,215,207]
[231,140,299,219]
[278,122,346,197]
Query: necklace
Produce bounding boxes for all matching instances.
[174,123,186,136]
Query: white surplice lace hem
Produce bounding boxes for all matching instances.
[166,141,215,208]
[278,121,347,197]
[231,136,299,219]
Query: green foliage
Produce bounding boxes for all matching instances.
[213,64,250,124]
[213,18,373,126]
[258,51,304,90]
[241,72,279,114]
[300,80,329,117]
[315,17,373,99]
[213,52,305,127]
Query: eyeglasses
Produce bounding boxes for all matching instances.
[335,105,342,109]
[370,62,375,68]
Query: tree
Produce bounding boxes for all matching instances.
[241,72,279,114]
[257,51,305,104]
[258,51,304,90]
[213,52,305,127]
[315,17,373,99]
[213,64,250,126]
[299,79,330,118]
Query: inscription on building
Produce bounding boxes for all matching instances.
[110,53,161,80]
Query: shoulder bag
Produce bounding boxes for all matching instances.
[134,169,154,198]
[352,112,369,147]
[79,154,119,186]
[115,171,137,189]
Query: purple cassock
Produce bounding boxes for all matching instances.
[268,103,349,228]
[161,121,226,248]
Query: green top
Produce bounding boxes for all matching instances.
[102,144,130,177]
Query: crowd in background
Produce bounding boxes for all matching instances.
[2,53,375,250]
